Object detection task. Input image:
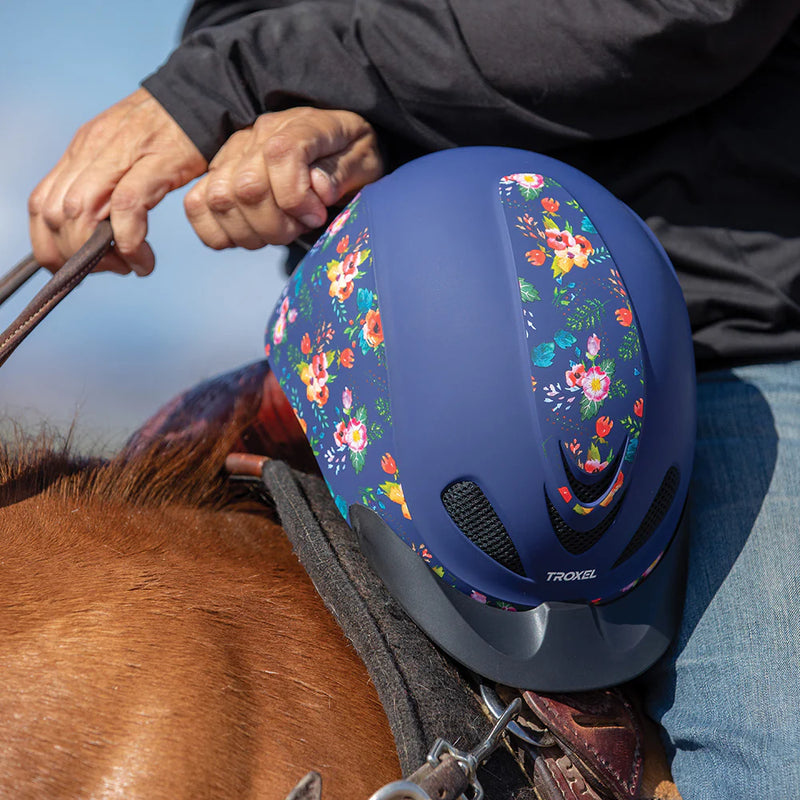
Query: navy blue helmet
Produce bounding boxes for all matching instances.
[266,146,695,690]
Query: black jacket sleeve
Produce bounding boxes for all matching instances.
[142,0,799,165]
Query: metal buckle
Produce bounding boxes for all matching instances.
[480,683,555,748]
[367,698,521,800]
[425,697,521,800]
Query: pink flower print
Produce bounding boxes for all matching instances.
[565,363,586,388]
[272,296,295,345]
[347,419,367,451]
[584,457,609,473]
[545,229,594,278]
[327,250,360,301]
[336,417,367,452]
[507,173,544,191]
[586,334,601,358]
[272,314,287,345]
[470,590,488,604]
[581,366,611,402]
[327,206,351,238]
[334,420,348,449]
[342,386,352,411]
[300,353,331,407]
[545,229,571,251]
[311,353,328,382]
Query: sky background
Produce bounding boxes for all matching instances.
[0,2,288,453]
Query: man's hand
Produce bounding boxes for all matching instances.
[29,88,208,275]
[184,107,384,250]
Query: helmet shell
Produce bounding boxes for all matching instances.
[266,147,695,689]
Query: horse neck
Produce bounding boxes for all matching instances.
[0,493,399,799]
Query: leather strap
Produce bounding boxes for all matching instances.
[503,686,681,800]
[0,254,41,306]
[405,754,471,799]
[0,220,113,368]
[522,689,642,800]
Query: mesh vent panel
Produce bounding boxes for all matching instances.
[560,445,622,504]
[441,481,525,576]
[614,467,680,567]
[547,492,622,555]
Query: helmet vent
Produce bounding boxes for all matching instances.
[560,445,623,504]
[441,481,526,576]
[614,467,680,567]
[546,492,622,555]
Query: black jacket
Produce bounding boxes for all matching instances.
[143,1,800,370]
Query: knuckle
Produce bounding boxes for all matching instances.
[183,188,205,219]
[278,190,308,217]
[114,237,138,257]
[206,231,233,251]
[206,181,236,213]
[41,203,64,231]
[109,187,140,214]
[28,187,45,216]
[252,114,274,135]
[241,238,267,251]
[233,173,268,204]
[263,132,297,164]
[62,190,83,219]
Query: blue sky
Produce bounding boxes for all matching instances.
[0,2,287,451]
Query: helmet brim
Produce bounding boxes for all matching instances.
[351,502,689,691]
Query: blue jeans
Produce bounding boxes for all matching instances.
[643,361,800,797]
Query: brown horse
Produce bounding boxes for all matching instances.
[0,400,399,798]
[0,362,680,800]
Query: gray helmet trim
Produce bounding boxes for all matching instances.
[350,502,689,691]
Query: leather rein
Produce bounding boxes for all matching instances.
[0,220,113,368]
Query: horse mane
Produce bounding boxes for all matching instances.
[0,403,270,514]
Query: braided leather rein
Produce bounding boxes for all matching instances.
[0,221,113,368]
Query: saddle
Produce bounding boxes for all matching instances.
[1,228,681,800]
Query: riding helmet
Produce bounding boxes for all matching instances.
[265,146,695,691]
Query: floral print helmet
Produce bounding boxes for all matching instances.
[266,146,695,691]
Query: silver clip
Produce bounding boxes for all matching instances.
[480,683,555,747]
[425,697,521,800]
[367,699,520,800]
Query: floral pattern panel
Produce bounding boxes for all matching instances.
[264,196,499,604]
[499,174,645,508]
